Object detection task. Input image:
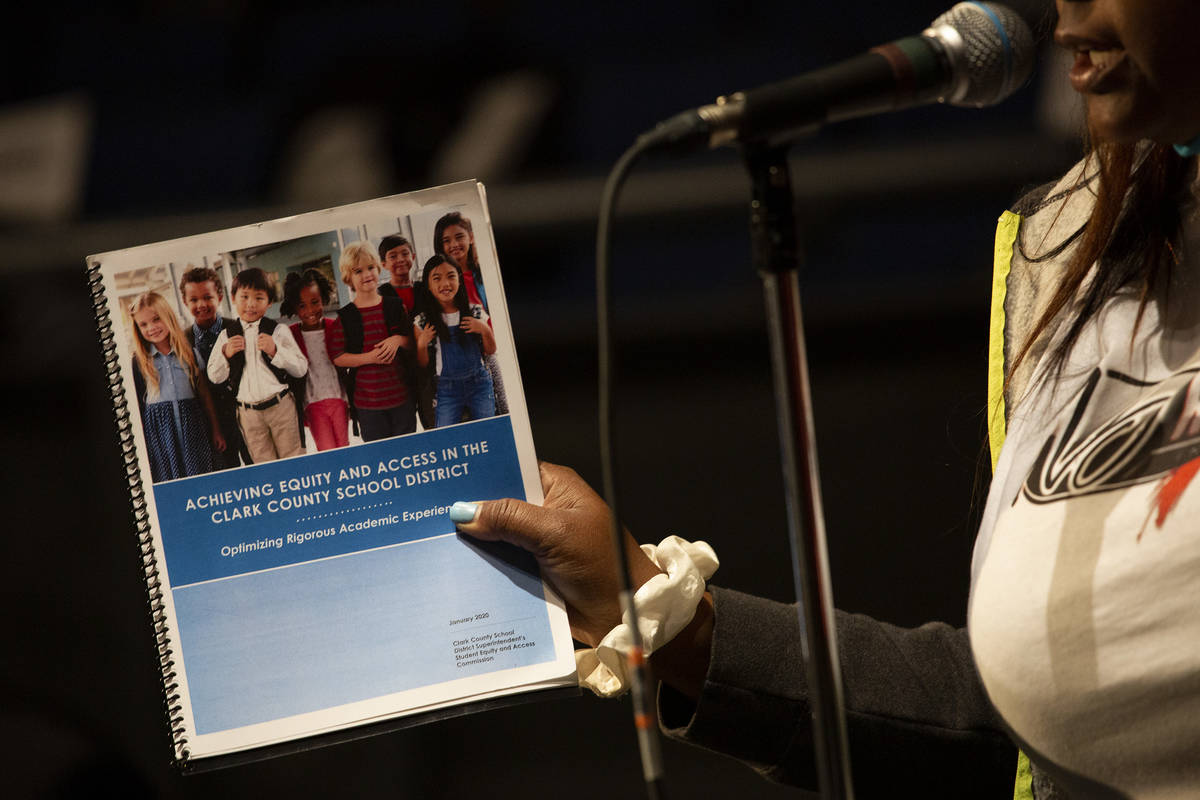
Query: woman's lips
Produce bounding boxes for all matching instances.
[1069,48,1127,93]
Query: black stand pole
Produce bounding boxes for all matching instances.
[745,144,855,800]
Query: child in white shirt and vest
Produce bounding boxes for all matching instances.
[207,267,308,463]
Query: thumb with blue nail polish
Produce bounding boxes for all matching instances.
[449,501,479,524]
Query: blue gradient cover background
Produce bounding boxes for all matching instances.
[173,534,553,734]
[153,418,555,734]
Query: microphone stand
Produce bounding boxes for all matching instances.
[744,143,855,800]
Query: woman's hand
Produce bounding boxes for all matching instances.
[452,463,664,647]
[454,462,715,699]
[211,430,227,453]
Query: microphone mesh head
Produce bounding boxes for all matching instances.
[932,2,1035,107]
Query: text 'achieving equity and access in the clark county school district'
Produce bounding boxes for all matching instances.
[178,439,492,559]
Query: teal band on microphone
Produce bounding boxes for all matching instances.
[1174,133,1200,157]
[968,2,1013,81]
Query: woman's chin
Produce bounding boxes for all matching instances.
[1085,95,1179,146]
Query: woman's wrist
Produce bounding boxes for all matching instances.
[650,591,714,701]
[575,536,718,697]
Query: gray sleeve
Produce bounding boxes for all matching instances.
[659,586,1017,798]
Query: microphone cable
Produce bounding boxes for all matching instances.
[594,83,751,800]
[595,127,684,800]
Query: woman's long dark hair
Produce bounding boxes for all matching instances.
[1010,140,1190,386]
[416,254,473,344]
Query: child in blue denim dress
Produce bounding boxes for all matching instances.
[129,290,226,481]
[412,255,496,428]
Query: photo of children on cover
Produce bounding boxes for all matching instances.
[113,203,509,484]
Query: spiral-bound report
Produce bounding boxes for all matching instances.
[87,181,576,769]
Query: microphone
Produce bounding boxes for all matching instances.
[643,2,1035,151]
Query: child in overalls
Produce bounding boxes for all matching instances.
[413,254,496,427]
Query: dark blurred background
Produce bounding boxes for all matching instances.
[2,1,1082,797]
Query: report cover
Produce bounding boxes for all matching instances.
[86,181,576,766]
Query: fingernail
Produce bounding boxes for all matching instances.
[450,501,479,524]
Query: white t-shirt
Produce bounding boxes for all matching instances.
[970,238,1200,797]
[300,327,345,405]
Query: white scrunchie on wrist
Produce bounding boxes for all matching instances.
[575,535,719,698]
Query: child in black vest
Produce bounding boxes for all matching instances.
[330,242,415,441]
[207,267,308,462]
[179,264,251,468]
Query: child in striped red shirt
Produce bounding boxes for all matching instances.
[330,242,415,442]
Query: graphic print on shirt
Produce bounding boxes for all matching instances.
[1021,365,1200,537]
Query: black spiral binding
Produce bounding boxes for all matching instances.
[87,262,191,765]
